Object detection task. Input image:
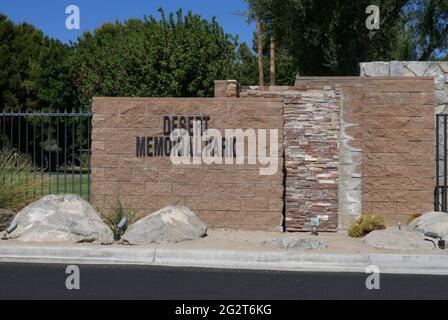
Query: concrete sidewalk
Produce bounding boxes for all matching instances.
[1,241,448,276]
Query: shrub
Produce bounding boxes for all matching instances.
[348,214,386,238]
[0,149,47,211]
[360,215,386,233]
[101,193,141,236]
[406,213,422,225]
[348,224,364,238]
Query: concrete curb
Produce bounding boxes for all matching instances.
[0,243,447,275]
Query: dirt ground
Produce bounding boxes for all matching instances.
[162,228,448,255]
[2,228,447,256]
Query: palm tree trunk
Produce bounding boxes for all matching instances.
[257,17,264,88]
[270,33,276,86]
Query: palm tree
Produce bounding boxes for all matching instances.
[257,17,265,87]
[237,1,276,87]
[270,32,275,86]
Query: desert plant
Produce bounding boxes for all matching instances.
[406,213,422,225]
[0,148,47,211]
[101,193,141,236]
[360,215,386,233]
[348,214,386,238]
[348,224,364,238]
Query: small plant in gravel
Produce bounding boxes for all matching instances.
[101,193,142,236]
[348,214,386,238]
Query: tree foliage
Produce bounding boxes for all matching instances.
[74,10,237,105]
[0,14,43,111]
[36,38,78,111]
[234,43,259,86]
[407,0,448,60]
[245,0,448,76]
[1,2,447,113]
[0,10,238,112]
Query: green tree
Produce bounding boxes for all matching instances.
[74,9,238,105]
[234,43,258,86]
[244,0,275,86]
[233,37,297,86]
[0,14,44,111]
[248,0,447,76]
[35,39,78,112]
[407,0,448,60]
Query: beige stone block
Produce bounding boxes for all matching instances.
[211,198,241,211]
[91,154,118,168]
[118,183,146,196]
[92,182,119,195]
[172,184,201,196]
[119,101,146,115]
[92,128,119,141]
[158,169,187,182]
[132,168,159,182]
[119,128,146,141]
[255,184,284,198]
[157,196,185,208]
[92,99,119,114]
[145,182,172,195]
[241,198,270,211]
[104,168,132,182]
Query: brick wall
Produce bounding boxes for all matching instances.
[91,97,284,231]
[91,77,436,232]
[360,78,435,225]
[360,61,447,114]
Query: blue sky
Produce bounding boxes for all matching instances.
[0,0,255,45]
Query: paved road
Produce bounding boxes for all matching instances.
[0,263,448,300]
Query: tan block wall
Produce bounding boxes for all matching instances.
[91,97,284,231]
[360,78,435,224]
[294,77,436,227]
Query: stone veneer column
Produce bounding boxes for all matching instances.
[284,89,341,231]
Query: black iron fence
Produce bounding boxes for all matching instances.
[436,114,448,212]
[0,109,92,200]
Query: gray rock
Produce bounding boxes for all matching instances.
[424,62,443,77]
[439,61,448,73]
[365,230,434,251]
[434,74,446,91]
[0,209,15,231]
[406,61,428,76]
[436,105,447,114]
[436,90,448,104]
[408,211,448,240]
[122,206,207,245]
[390,61,406,76]
[438,61,448,73]
[264,237,328,250]
[8,194,113,244]
[360,62,390,77]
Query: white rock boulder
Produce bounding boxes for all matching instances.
[408,212,448,240]
[8,194,113,244]
[365,230,434,251]
[122,206,207,245]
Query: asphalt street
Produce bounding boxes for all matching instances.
[0,262,447,300]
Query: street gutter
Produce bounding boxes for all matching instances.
[0,243,448,275]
